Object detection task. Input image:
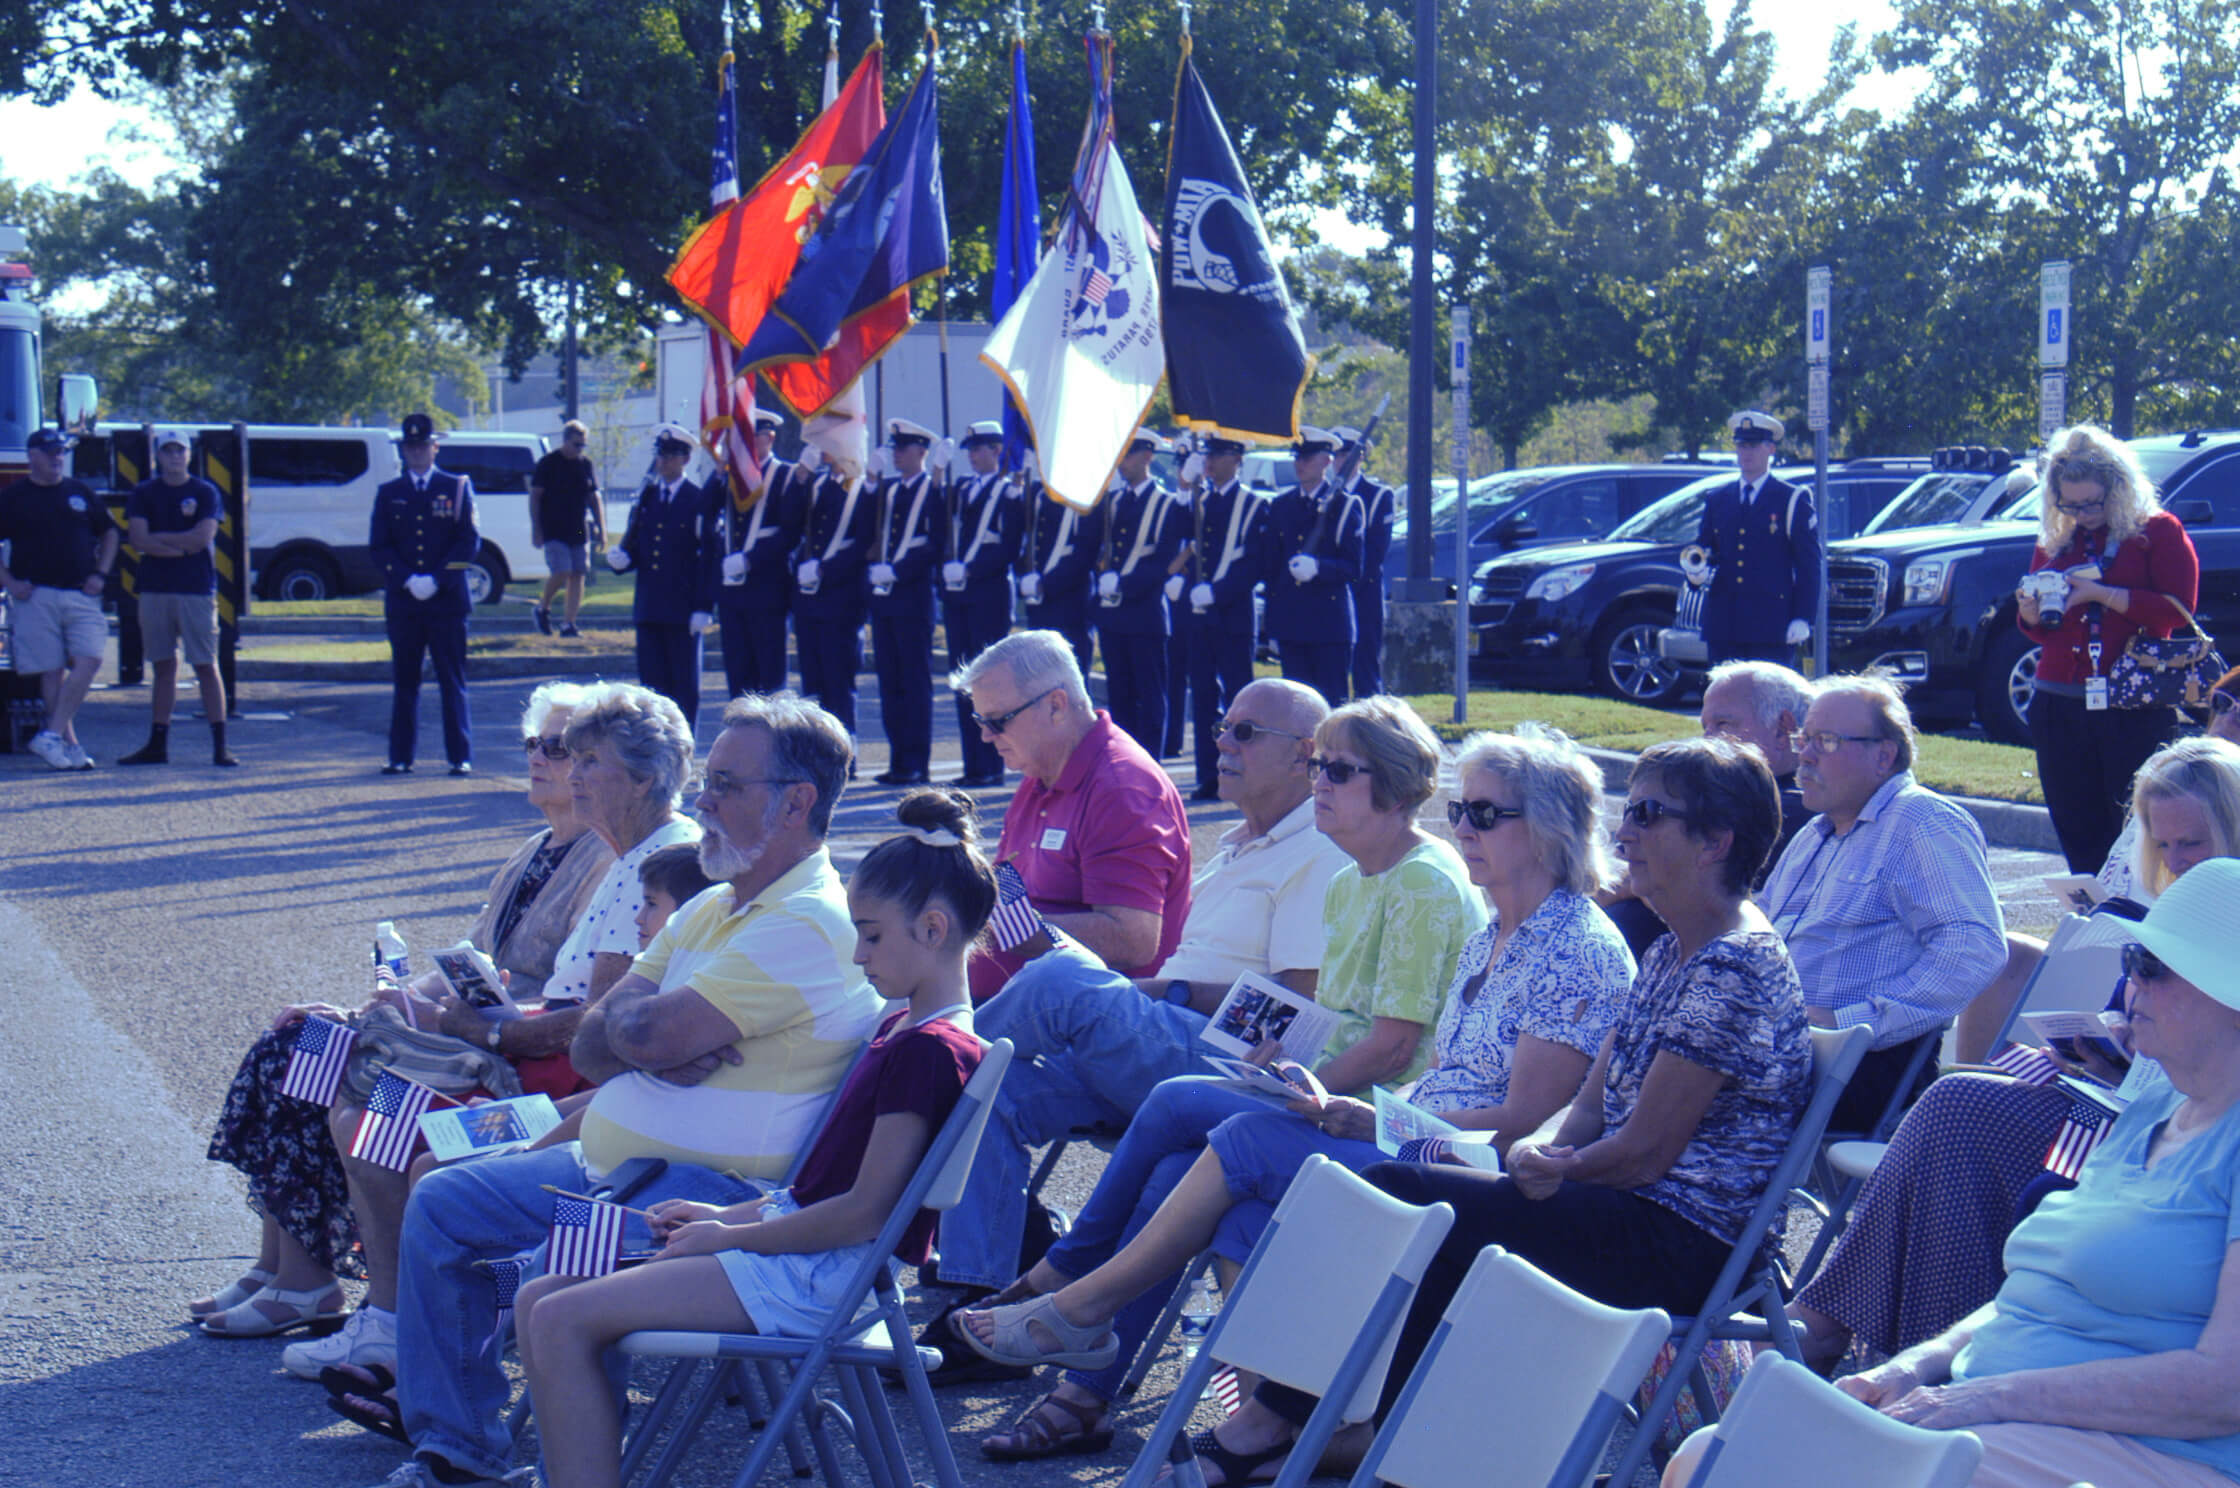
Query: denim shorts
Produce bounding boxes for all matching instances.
[712,1191,882,1337]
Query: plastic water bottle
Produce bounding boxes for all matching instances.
[1178,1274,1219,1391]
[374,921,410,979]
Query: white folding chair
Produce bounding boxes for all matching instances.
[1604,1024,1873,1488]
[611,1037,1014,1488]
[1120,1152,1456,1488]
[1345,1246,1670,1488]
[1673,1352,1981,1487]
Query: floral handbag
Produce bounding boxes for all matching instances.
[2107,601,2225,711]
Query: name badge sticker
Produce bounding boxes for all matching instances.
[1039,827,1068,851]
[2085,677,2110,711]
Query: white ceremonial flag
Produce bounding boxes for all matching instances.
[980,138,1163,513]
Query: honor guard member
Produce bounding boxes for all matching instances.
[372,413,478,775]
[1096,429,1184,756]
[1015,454,1104,678]
[1261,425,1364,707]
[607,422,719,730]
[1694,409,1820,666]
[867,417,945,785]
[791,449,877,737]
[1335,424,1397,697]
[717,409,803,699]
[940,420,1019,787]
[1162,434,1197,759]
[1182,435,1269,801]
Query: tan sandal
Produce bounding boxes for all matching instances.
[955,1292,1119,1369]
[198,1281,346,1338]
[979,1390,1115,1461]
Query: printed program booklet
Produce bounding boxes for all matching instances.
[1372,1086,1502,1172]
[418,1092,563,1162]
[432,942,520,1014]
[1199,971,1338,1063]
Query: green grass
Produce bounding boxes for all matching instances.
[248,633,621,663]
[1400,690,2046,805]
[256,574,639,618]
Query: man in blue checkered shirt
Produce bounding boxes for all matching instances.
[1760,674,2007,1131]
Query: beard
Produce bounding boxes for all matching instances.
[697,802,778,880]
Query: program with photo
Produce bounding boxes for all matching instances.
[1199,971,1338,1065]
[432,943,517,1012]
[419,1092,563,1162]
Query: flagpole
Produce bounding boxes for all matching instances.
[924,2,951,447]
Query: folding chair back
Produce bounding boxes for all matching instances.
[1988,913,2126,1052]
[1350,1247,1670,1488]
[1680,1353,1981,1487]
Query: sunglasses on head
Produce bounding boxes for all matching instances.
[1309,757,1367,785]
[2122,942,2170,984]
[521,735,570,760]
[1621,798,1690,828]
[1448,799,1526,830]
[1216,719,1302,745]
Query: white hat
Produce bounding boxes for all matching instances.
[2130,857,2240,1009]
[1292,425,1340,457]
[750,408,784,432]
[887,418,935,447]
[652,421,697,450]
[1728,410,1784,442]
[1331,425,1364,449]
[960,420,1004,447]
[1128,429,1172,454]
[153,427,193,451]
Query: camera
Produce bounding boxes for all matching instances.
[2023,568,2072,628]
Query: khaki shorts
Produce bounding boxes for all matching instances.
[11,586,108,674]
[139,591,220,666]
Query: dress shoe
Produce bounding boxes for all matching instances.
[874,769,931,786]
[1189,787,1221,803]
[449,761,474,777]
[952,772,1005,789]
[381,761,413,775]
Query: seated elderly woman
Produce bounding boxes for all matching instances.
[955,722,1634,1459]
[196,683,700,1385]
[1790,733,2240,1371]
[1728,859,2240,1488]
[1177,735,1814,1486]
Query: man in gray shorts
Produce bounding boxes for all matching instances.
[0,427,116,770]
[530,419,604,637]
[119,427,238,766]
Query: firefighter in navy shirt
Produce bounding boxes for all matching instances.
[607,422,719,730]
[0,427,117,770]
[1261,425,1364,707]
[1095,429,1184,756]
[716,409,802,699]
[1693,409,1819,665]
[371,413,479,775]
[119,427,237,767]
[939,420,1019,787]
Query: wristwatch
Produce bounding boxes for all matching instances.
[484,1022,503,1052]
[1163,979,1194,1006]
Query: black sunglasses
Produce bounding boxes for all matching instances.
[2211,690,2239,718]
[971,686,1058,736]
[1309,757,1367,785]
[1448,799,1526,830]
[1216,720,1302,745]
[2122,942,2170,984]
[521,735,570,760]
[1621,798,1690,828]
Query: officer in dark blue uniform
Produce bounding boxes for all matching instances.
[939,420,1018,788]
[1261,426,1364,707]
[371,413,479,775]
[1015,455,1103,678]
[1336,424,1397,698]
[1094,429,1183,757]
[1182,436,1269,801]
[716,409,802,699]
[1694,409,1819,666]
[866,418,945,786]
[791,452,876,737]
[608,422,719,731]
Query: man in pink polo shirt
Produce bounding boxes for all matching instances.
[951,628,1193,1002]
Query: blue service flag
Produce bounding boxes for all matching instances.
[994,41,1042,470]
[711,50,741,206]
[738,63,948,375]
[1161,51,1314,441]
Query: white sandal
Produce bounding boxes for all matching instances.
[188,1267,276,1318]
[956,1293,1120,1370]
[198,1282,346,1339]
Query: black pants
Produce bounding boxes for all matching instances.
[386,606,471,766]
[1350,582,1383,698]
[1102,629,1168,759]
[635,621,702,733]
[942,586,1010,780]
[1165,614,1194,757]
[1259,1165,1729,1426]
[795,613,862,733]
[1191,602,1256,792]
[1829,1028,1942,1137]
[871,609,934,776]
[2030,688,2177,874]
[1278,638,1350,708]
[717,600,789,699]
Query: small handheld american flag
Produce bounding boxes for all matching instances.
[349,1070,438,1171]
[548,1196,629,1278]
[988,861,1049,951]
[1395,1137,1454,1166]
[279,1017,358,1106]
[479,1254,528,1358]
[2043,1111,2115,1181]
[1987,1044,2065,1085]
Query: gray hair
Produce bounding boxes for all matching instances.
[561,683,696,807]
[1704,661,1814,739]
[1813,672,1917,776]
[1452,722,1618,896]
[521,681,591,736]
[719,692,853,838]
[1317,695,1446,816]
[950,629,1093,715]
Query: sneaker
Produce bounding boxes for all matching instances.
[285,1306,397,1381]
[559,623,581,638]
[532,604,553,636]
[66,741,96,770]
[367,1460,535,1488]
[28,731,73,770]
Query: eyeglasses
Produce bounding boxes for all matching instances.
[1448,799,1526,830]
[694,773,805,801]
[2054,497,2107,516]
[971,687,1058,735]
[2122,942,2171,984]
[2211,690,2239,718]
[1620,798,1690,828]
[1216,719,1302,745]
[1788,729,1886,755]
[521,735,570,760]
[1308,757,1369,786]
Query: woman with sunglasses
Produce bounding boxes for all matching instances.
[2017,423,2201,874]
[953,699,1528,1461]
[197,682,616,1340]
[1794,859,2240,1488]
[1790,734,2240,1376]
[1161,736,1811,1485]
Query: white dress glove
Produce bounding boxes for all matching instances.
[689,611,714,635]
[1020,573,1044,602]
[605,547,630,573]
[1785,619,1812,646]
[405,573,438,601]
[1098,571,1121,599]
[930,437,955,474]
[1180,451,1206,485]
[872,447,895,480]
[943,560,968,588]
[796,559,821,587]
[1288,554,1319,583]
[1190,582,1215,611]
[722,552,747,584]
[1021,450,1041,482]
[869,562,897,588]
[1164,574,1186,602]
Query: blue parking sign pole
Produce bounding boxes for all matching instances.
[1451,307,1471,722]
[1807,266,1831,677]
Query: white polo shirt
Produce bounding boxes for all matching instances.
[1154,798,1346,985]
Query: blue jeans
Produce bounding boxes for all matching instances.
[393,1142,760,1478]
[938,948,1209,1292]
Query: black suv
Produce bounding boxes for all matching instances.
[1468,459,1928,706]
[1827,431,2240,743]
[1395,460,1730,592]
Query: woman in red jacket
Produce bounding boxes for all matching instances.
[2017,423,2201,871]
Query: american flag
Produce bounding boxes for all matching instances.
[479,1254,528,1357]
[2044,1112,2114,1180]
[349,1071,437,1171]
[988,861,1048,951]
[699,45,766,507]
[548,1196,628,1278]
[279,1017,357,1106]
[1209,1365,1242,1416]
[1395,1137,1454,1166]
[1987,1045,2065,1085]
